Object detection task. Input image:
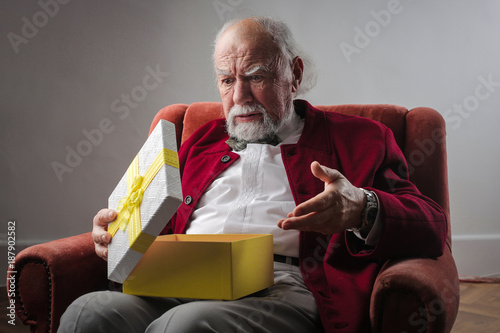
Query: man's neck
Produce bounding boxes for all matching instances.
[276,110,300,142]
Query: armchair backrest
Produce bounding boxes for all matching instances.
[150,102,450,246]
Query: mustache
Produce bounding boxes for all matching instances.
[228,104,267,117]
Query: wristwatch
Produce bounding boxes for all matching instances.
[348,189,378,236]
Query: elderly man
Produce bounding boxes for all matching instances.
[59,17,446,333]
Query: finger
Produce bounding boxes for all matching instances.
[290,162,345,217]
[278,213,317,232]
[291,190,336,218]
[283,206,335,228]
[93,209,117,228]
[278,209,336,233]
[310,161,343,185]
[95,243,109,261]
[93,231,112,245]
[92,209,116,244]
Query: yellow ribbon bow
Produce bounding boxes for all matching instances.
[108,148,179,253]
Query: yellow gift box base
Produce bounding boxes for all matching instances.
[123,234,274,300]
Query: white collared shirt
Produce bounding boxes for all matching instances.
[186,113,303,257]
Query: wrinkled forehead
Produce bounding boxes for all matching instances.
[215,49,279,75]
[214,27,282,74]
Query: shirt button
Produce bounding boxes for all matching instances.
[184,195,193,205]
[221,155,231,163]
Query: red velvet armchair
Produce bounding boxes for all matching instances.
[7,102,459,332]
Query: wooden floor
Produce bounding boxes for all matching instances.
[1,282,499,332]
[452,282,500,332]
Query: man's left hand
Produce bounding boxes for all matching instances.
[277,161,366,235]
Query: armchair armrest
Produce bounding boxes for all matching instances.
[7,232,108,333]
[370,247,460,333]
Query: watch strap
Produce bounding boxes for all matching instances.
[347,189,378,237]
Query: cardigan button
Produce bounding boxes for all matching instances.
[221,155,231,163]
[184,195,193,205]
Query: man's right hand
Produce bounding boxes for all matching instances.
[92,209,117,261]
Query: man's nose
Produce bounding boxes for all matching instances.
[233,79,253,105]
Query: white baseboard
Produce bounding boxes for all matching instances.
[452,234,500,278]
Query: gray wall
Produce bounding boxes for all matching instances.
[1,0,499,278]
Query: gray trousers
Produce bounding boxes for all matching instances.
[58,262,322,333]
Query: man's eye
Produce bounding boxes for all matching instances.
[221,78,233,85]
[251,75,263,81]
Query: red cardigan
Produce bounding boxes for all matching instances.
[162,100,447,332]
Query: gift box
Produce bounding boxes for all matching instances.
[122,234,274,300]
[107,119,182,284]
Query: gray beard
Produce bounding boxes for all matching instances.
[226,104,294,142]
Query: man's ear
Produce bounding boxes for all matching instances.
[291,56,304,94]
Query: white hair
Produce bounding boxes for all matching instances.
[213,17,317,97]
